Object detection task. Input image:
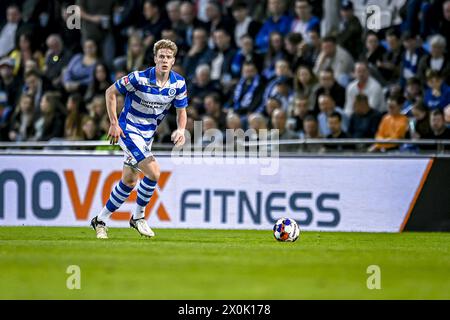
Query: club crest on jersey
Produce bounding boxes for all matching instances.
[168,88,176,97]
[123,76,129,85]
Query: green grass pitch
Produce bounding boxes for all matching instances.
[0,227,449,299]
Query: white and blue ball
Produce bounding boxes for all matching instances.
[273,218,300,242]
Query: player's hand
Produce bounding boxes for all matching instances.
[171,129,185,147]
[107,123,125,145]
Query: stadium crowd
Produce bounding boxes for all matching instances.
[0,0,449,152]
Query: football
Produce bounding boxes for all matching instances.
[273,218,300,242]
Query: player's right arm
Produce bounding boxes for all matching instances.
[105,84,125,144]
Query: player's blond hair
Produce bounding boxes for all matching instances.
[153,39,178,57]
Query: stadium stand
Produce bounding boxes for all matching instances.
[0,0,449,153]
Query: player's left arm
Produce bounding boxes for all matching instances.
[171,78,188,146]
[171,108,187,146]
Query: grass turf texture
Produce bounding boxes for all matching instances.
[0,227,449,299]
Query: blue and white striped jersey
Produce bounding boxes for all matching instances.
[114,67,188,142]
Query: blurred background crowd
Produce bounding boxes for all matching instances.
[0,0,449,152]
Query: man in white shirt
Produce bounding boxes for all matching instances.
[0,5,21,58]
[313,35,354,87]
[344,61,386,116]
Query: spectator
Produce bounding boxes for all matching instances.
[313,67,346,114]
[313,35,354,86]
[63,39,98,94]
[7,93,35,142]
[296,27,321,68]
[182,28,212,80]
[255,0,293,53]
[261,31,287,80]
[264,96,283,124]
[427,109,450,141]
[418,34,450,86]
[9,32,45,77]
[44,34,70,90]
[361,31,386,69]
[77,0,116,66]
[205,0,233,48]
[188,64,221,112]
[204,92,227,131]
[113,33,147,73]
[247,112,268,140]
[271,108,299,152]
[0,4,22,58]
[274,76,294,111]
[228,60,265,116]
[288,94,314,132]
[259,58,292,112]
[323,111,352,152]
[293,65,318,109]
[226,113,243,130]
[231,1,261,46]
[81,115,100,142]
[231,34,264,78]
[140,0,171,60]
[166,1,184,36]
[335,0,363,60]
[209,28,236,91]
[300,114,320,139]
[400,31,426,86]
[64,93,85,140]
[370,95,409,152]
[424,70,450,111]
[33,91,65,141]
[348,94,382,139]
[402,77,423,116]
[85,63,112,103]
[180,1,208,47]
[284,32,305,70]
[377,28,403,84]
[24,70,49,113]
[344,61,385,115]
[299,114,322,152]
[87,95,107,123]
[290,0,320,43]
[410,100,431,140]
[200,115,221,147]
[317,93,348,136]
[0,57,22,108]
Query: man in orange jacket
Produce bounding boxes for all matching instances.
[369,95,409,152]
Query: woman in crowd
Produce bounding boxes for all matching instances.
[84,62,112,103]
[33,92,65,141]
[62,39,98,95]
[64,93,86,140]
[8,93,35,141]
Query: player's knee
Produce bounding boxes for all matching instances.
[148,169,160,182]
[122,177,138,189]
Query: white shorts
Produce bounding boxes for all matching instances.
[118,132,153,168]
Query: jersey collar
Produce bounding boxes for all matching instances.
[148,67,176,87]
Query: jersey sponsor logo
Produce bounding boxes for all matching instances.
[140,99,167,109]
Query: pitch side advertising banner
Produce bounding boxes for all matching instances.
[0,155,431,232]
